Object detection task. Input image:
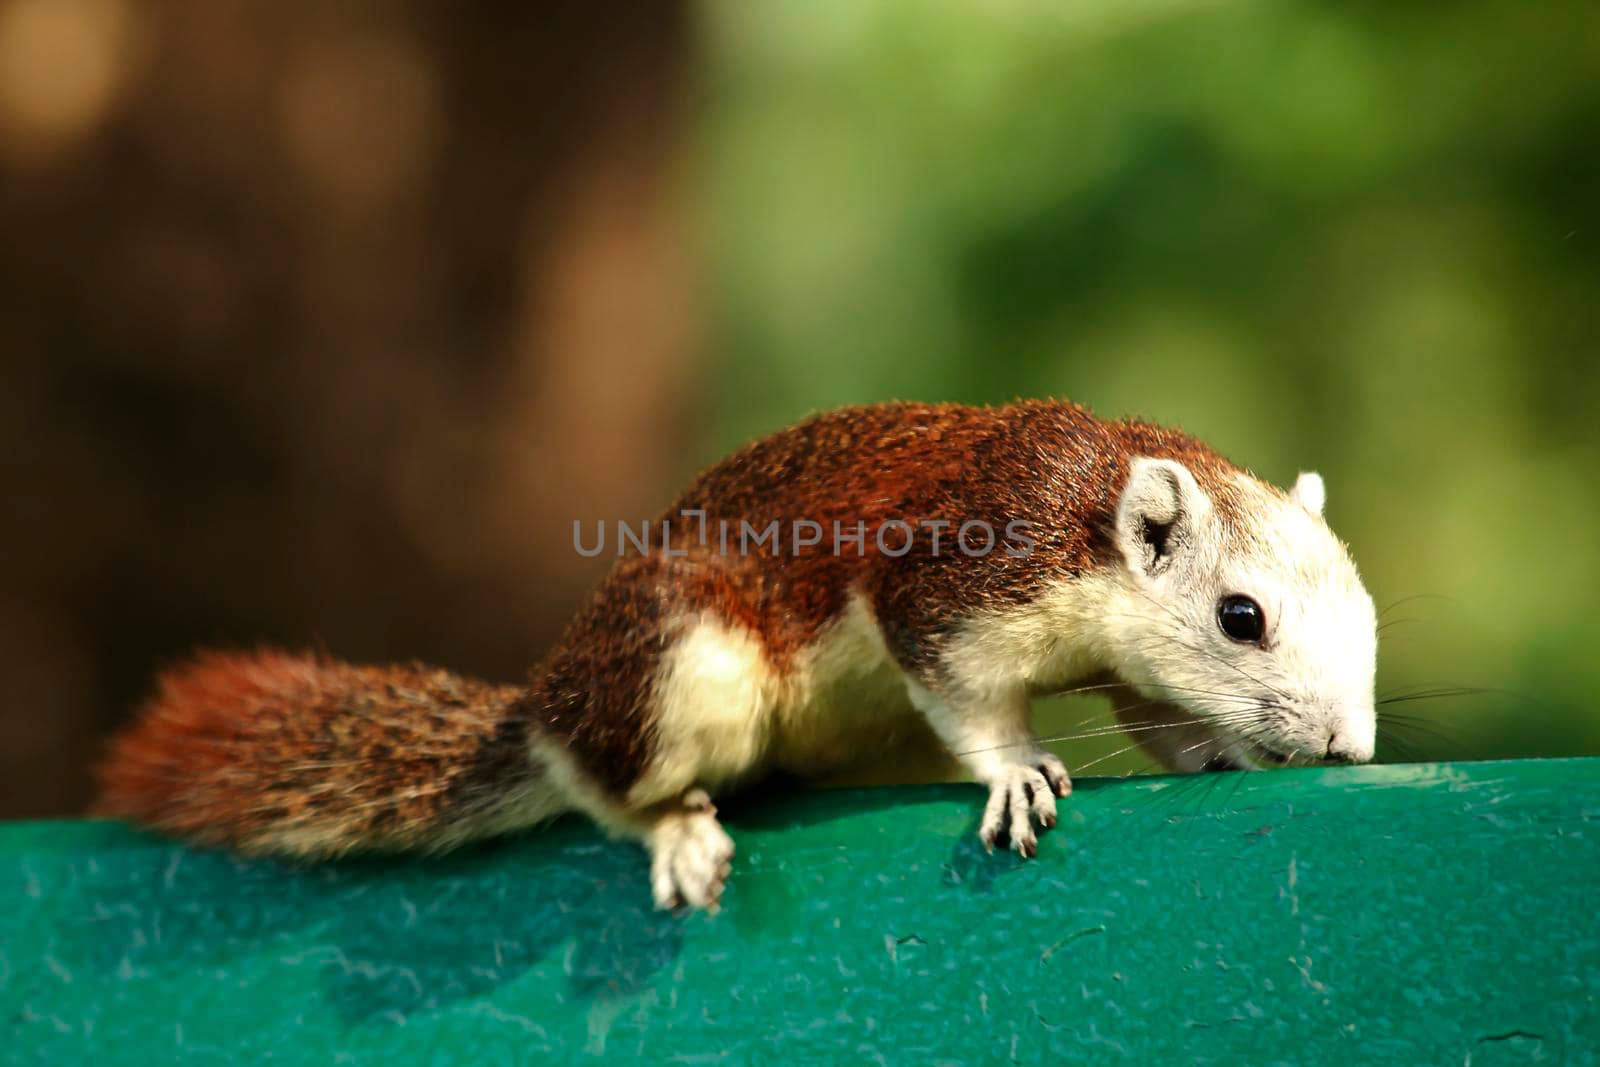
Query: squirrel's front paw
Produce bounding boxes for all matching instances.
[979,754,1071,858]
[646,789,734,912]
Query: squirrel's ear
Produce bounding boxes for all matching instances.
[1115,458,1212,577]
[1291,471,1325,515]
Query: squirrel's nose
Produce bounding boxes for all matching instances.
[1323,732,1372,765]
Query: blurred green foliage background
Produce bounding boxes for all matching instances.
[695,0,1600,772]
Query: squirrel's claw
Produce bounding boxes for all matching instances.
[647,791,734,913]
[979,757,1069,858]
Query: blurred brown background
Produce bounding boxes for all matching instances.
[1,0,702,816]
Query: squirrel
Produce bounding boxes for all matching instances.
[96,399,1377,911]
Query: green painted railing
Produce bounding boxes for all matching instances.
[4,759,1598,1064]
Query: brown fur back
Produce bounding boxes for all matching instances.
[656,400,1243,665]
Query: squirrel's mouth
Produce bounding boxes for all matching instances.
[1201,740,1293,772]
[1249,743,1293,766]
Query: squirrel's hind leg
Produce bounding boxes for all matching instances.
[534,618,761,909]
[534,556,772,910]
[553,783,735,912]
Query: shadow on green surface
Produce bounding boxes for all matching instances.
[40,787,1053,1025]
[43,821,689,1023]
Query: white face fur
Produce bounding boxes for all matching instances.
[1106,457,1377,768]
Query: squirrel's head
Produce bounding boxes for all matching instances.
[1104,457,1377,768]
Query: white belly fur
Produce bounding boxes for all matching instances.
[628,594,945,807]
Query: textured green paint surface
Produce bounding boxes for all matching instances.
[3,760,1598,1065]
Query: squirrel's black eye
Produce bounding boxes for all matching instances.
[1217,595,1265,643]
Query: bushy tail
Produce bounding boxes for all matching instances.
[96,649,561,857]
